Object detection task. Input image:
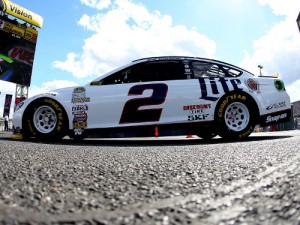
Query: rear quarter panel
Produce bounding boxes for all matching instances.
[242,77,291,116]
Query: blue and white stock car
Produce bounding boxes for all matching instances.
[12,56,291,141]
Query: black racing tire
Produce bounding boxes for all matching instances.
[22,98,68,141]
[215,93,257,140]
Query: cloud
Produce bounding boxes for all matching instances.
[240,1,300,102]
[259,0,300,18]
[80,0,111,10]
[286,80,300,104]
[29,80,78,97]
[53,0,216,79]
[0,80,78,118]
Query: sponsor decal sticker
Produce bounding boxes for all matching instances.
[74,128,84,135]
[44,92,56,96]
[73,113,88,122]
[184,104,211,121]
[188,113,209,121]
[73,87,86,93]
[183,104,211,110]
[71,87,90,103]
[198,78,243,101]
[72,97,90,103]
[73,121,88,128]
[266,102,286,110]
[245,79,259,92]
[73,111,88,129]
[72,104,88,114]
[274,80,285,92]
[184,63,192,79]
[266,113,287,123]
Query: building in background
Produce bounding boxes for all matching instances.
[292,100,300,129]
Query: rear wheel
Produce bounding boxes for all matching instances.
[23,98,67,141]
[216,93,256,140]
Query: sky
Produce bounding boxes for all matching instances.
[0,0,300,117]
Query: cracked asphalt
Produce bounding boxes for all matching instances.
[0,130,300,224]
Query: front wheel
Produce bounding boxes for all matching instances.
[216,94,256,140]
[23,98,67,141]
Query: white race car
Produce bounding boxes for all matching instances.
[12,56,291,141]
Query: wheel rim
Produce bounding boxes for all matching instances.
[33,105,57,134]
[224,102,250,132]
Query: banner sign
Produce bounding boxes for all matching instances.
[297,12,300,33]
[0,0,43,28]
[0,16,37,86]
[3,93,12,117]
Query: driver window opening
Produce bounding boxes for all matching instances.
[99,61,184,85]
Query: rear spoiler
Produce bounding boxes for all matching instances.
[258,73,280,78]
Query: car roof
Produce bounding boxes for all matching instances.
[132,56,254,76]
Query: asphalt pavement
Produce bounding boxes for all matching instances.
[0,130,300,224]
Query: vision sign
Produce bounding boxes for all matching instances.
[0,0,43,28]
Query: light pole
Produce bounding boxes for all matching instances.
[258,65,263,76]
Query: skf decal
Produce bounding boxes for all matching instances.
[266,113,287,123]
[188,114,209,121]
[198,78,242,101]
[266,102,286,110]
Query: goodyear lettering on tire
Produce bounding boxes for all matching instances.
[218,94,247,119]
[216,93,255,139]
[43,98,64,132]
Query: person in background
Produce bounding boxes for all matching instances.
[4,114,9,131]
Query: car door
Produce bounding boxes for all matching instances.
[85,60,205,129]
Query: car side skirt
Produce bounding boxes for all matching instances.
[76,121,216,139]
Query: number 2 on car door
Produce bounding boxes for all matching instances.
[119,83,168,124]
